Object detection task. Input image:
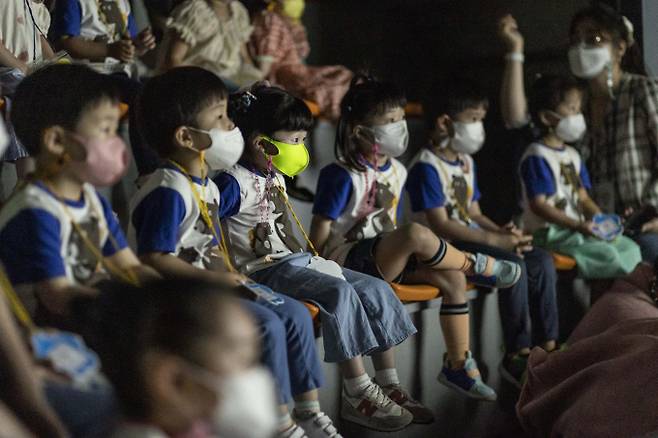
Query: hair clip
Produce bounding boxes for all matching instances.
[233,90,258,113]
[622,15,635,47]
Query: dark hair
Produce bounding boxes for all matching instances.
[10,64,120,156]
[335,74,407,171]
[228,85,313,147]
[93,279,237,419]
[424,76,489,131]
[529,74,583,134]
[137,67,228,158]
[570,4,646,75]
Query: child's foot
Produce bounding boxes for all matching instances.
[379,383,435,424]
[464,252,521,288]
[341,381,413,431]
[292,411,342,438]
[499,352,529,389]
[437,351,497,401]
[278,423,309,438]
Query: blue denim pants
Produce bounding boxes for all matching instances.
[250,260,417,363]
[242,294,324,404]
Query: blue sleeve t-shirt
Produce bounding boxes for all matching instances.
[406,160,482,212]
[521,155,592,199]
[312,163,353,220]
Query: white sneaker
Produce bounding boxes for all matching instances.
[341,382,413,431]
[277,423,308,438]
[293,411,342,438]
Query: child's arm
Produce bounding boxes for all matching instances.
[139,251,246,288]
[578,188,602,219]
[0,42,27,73]
[161,33,190,70]
[424,206,526,252]
[498,14,528,129]
[529,195,594,236]
[309,215,332,254]
[56,36,135,62]
[40,36,56,60]
[35,277,98,316]
[106,247,161,284]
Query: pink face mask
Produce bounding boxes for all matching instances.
[68,134,130,187]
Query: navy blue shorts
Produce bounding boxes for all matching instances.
[344,236,417,283]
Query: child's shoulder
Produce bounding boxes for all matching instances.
[319,161,354,181]
[0,182,67,228]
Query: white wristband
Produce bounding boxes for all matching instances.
[505,52,524,63]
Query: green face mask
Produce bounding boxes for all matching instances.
[281,0,305,20]
[262,135,309,177]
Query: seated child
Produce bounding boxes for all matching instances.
[129,66,339,438]
[215,84,431,430]
[521,74,642,279]
[406,77,559,388]
[249,0,352,121]
[50,0,155,64]
[160,0,265,88]
[311,75,521,400]
[0,64,157,324]
[94,278,279,438]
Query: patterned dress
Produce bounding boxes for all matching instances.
[250,10,352,121]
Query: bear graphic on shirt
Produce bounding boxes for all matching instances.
[96,0,127,43]
[555,162,582,212]
[178,200,220,268]
[345,181,396,242]
[249,187,304,256]
[66,216,102,284]
[446,174,472,224]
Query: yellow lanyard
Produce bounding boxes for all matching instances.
[273,183,319,257]
[43,181,139,286]
[0,266,35,331]
[168,160,237,273]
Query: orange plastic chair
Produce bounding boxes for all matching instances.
[404,102,424,117]
[390,283,440,302]
[303,301,320,322]
[552,252,577,271]
[119,102,130,119]
[303,99,321,118]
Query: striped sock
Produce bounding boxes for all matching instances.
[421,239,447,267]
[440,302,470,368]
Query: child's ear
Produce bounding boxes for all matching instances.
[436,115,454,137]
[538,110,559,129]
[174,126,194,148]
[42,126,66,157]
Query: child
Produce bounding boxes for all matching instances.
[160,0,265,88]
[249,0,352,121]
[51,0,155,64]
[311,75,520,400]
[130,67,339,438]
[406,78,559,388]
[94,278,279,438]
[215,85,431,430]
[0,64,157,323]
[521,74,642,279]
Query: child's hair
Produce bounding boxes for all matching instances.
[137,66,229,158]
[570,4,645,75]
[335,73,407,171]
[529,74,582,134]
[10,64,120,156]
[423,76,489,131]
[228,85,313,148]
[92,279,237,419]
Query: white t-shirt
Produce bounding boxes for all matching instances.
[0,0,51,62]
[215,163,306,274]
[313,158,407,265]
[129,165,223,270]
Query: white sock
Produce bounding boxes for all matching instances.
[278,413,293,431]
[344,373,372,396]
[294,400,321,417]
[375,368,400,387]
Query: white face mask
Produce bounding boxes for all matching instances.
[568,44,612,79]
[188,364,278,438]
[190,126,245,171]
[553,113,587,143]
[365,119,409,157]
[0,118,8,158]
[451,121,485,155]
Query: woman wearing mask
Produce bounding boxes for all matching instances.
[499,5,658,263]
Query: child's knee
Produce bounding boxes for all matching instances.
[258,313,287,347]
[399,222,434,248]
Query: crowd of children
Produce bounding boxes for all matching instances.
[0,1,656,437]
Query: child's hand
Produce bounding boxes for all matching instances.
[641,217,658,233]
[577,221,596,237]
[133,28,156,56]
[108,38,135,62]
[498,14,524,53]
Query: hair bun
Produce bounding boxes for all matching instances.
[232,90,258,114]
